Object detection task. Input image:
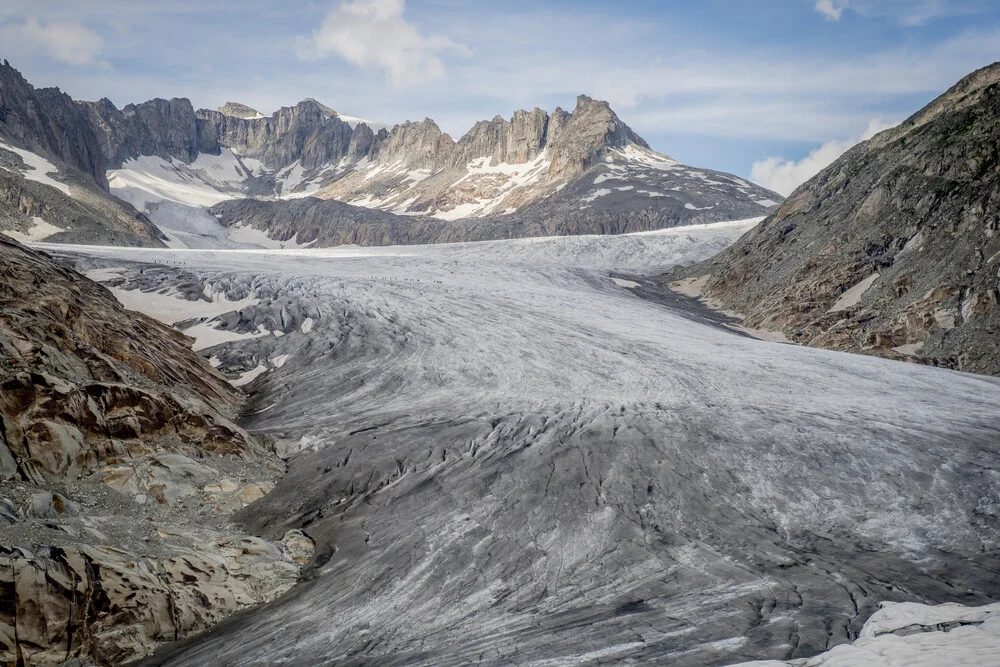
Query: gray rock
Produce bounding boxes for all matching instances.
[667,61,1000,376]
[28,491,81,519]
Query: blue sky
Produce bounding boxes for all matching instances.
[1,0,998,193]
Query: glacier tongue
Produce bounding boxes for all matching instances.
[55,221,1000,667]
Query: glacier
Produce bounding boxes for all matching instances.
[43,219,1000,666]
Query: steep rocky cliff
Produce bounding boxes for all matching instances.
[667,62,1000,376]
[0,237,312,664]
[0,61,107,188]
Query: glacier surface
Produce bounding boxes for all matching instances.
[45,220,1000,666]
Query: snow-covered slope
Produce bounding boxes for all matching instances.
[0,138,165,246]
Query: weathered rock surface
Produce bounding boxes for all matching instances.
[217,102,264,120]
[0,237,314,664]
[0,61,108,187]
[0,161,166,247]
[667,61,1000,376]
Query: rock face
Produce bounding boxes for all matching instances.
[0,237,313,664]
[1,60,780,248]
[668,61,1000,376]
[82,97,202,167]
[196,99,359,172]
[0,61,108,188]
[217,102,263,119]
[0,62,166,247]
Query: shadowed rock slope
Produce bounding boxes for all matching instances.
[0,237,310,665]
[0,61,166,246]
[668,62,1000,376]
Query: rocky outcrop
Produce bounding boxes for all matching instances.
[197,99,358,171]
[0,237,314,664]
[81,97,201,168]
[1,536,306,667]
[0,61,107,188]
[217,102,263,119]
[450,108,549,168]
[667,61,1000,376]
[547,95,649,182]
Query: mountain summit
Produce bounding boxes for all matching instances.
[0,61,781,248]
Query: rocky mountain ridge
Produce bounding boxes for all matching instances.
[0,60,781,248]
[666,61,1000,376]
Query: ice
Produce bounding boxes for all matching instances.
[82,267,125,282]
[2,216,63,243]
[0,140,72,195]
[41,220,1000,666]
[184,321,269,352]
[103,286,259,326]
[755,198,781,207]
[730,602,1000,666]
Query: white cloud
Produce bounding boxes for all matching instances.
[812,0,968,25]
[750,118,899,196]
[296,0,470,87]
[0,17,105,66]
[815,0,848,21]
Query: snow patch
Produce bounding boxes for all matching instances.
[231,364,268,387]
[227,224,315,249]
[2,216,63,243]
[0,140,72,195]
[730,601,1000,666]
[828,274,880,313]
[106,286,259,326]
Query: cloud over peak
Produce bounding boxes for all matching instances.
[296,0,470,87]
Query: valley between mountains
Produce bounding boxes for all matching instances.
[27,221,1000,667]
[2,57,1000,667]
